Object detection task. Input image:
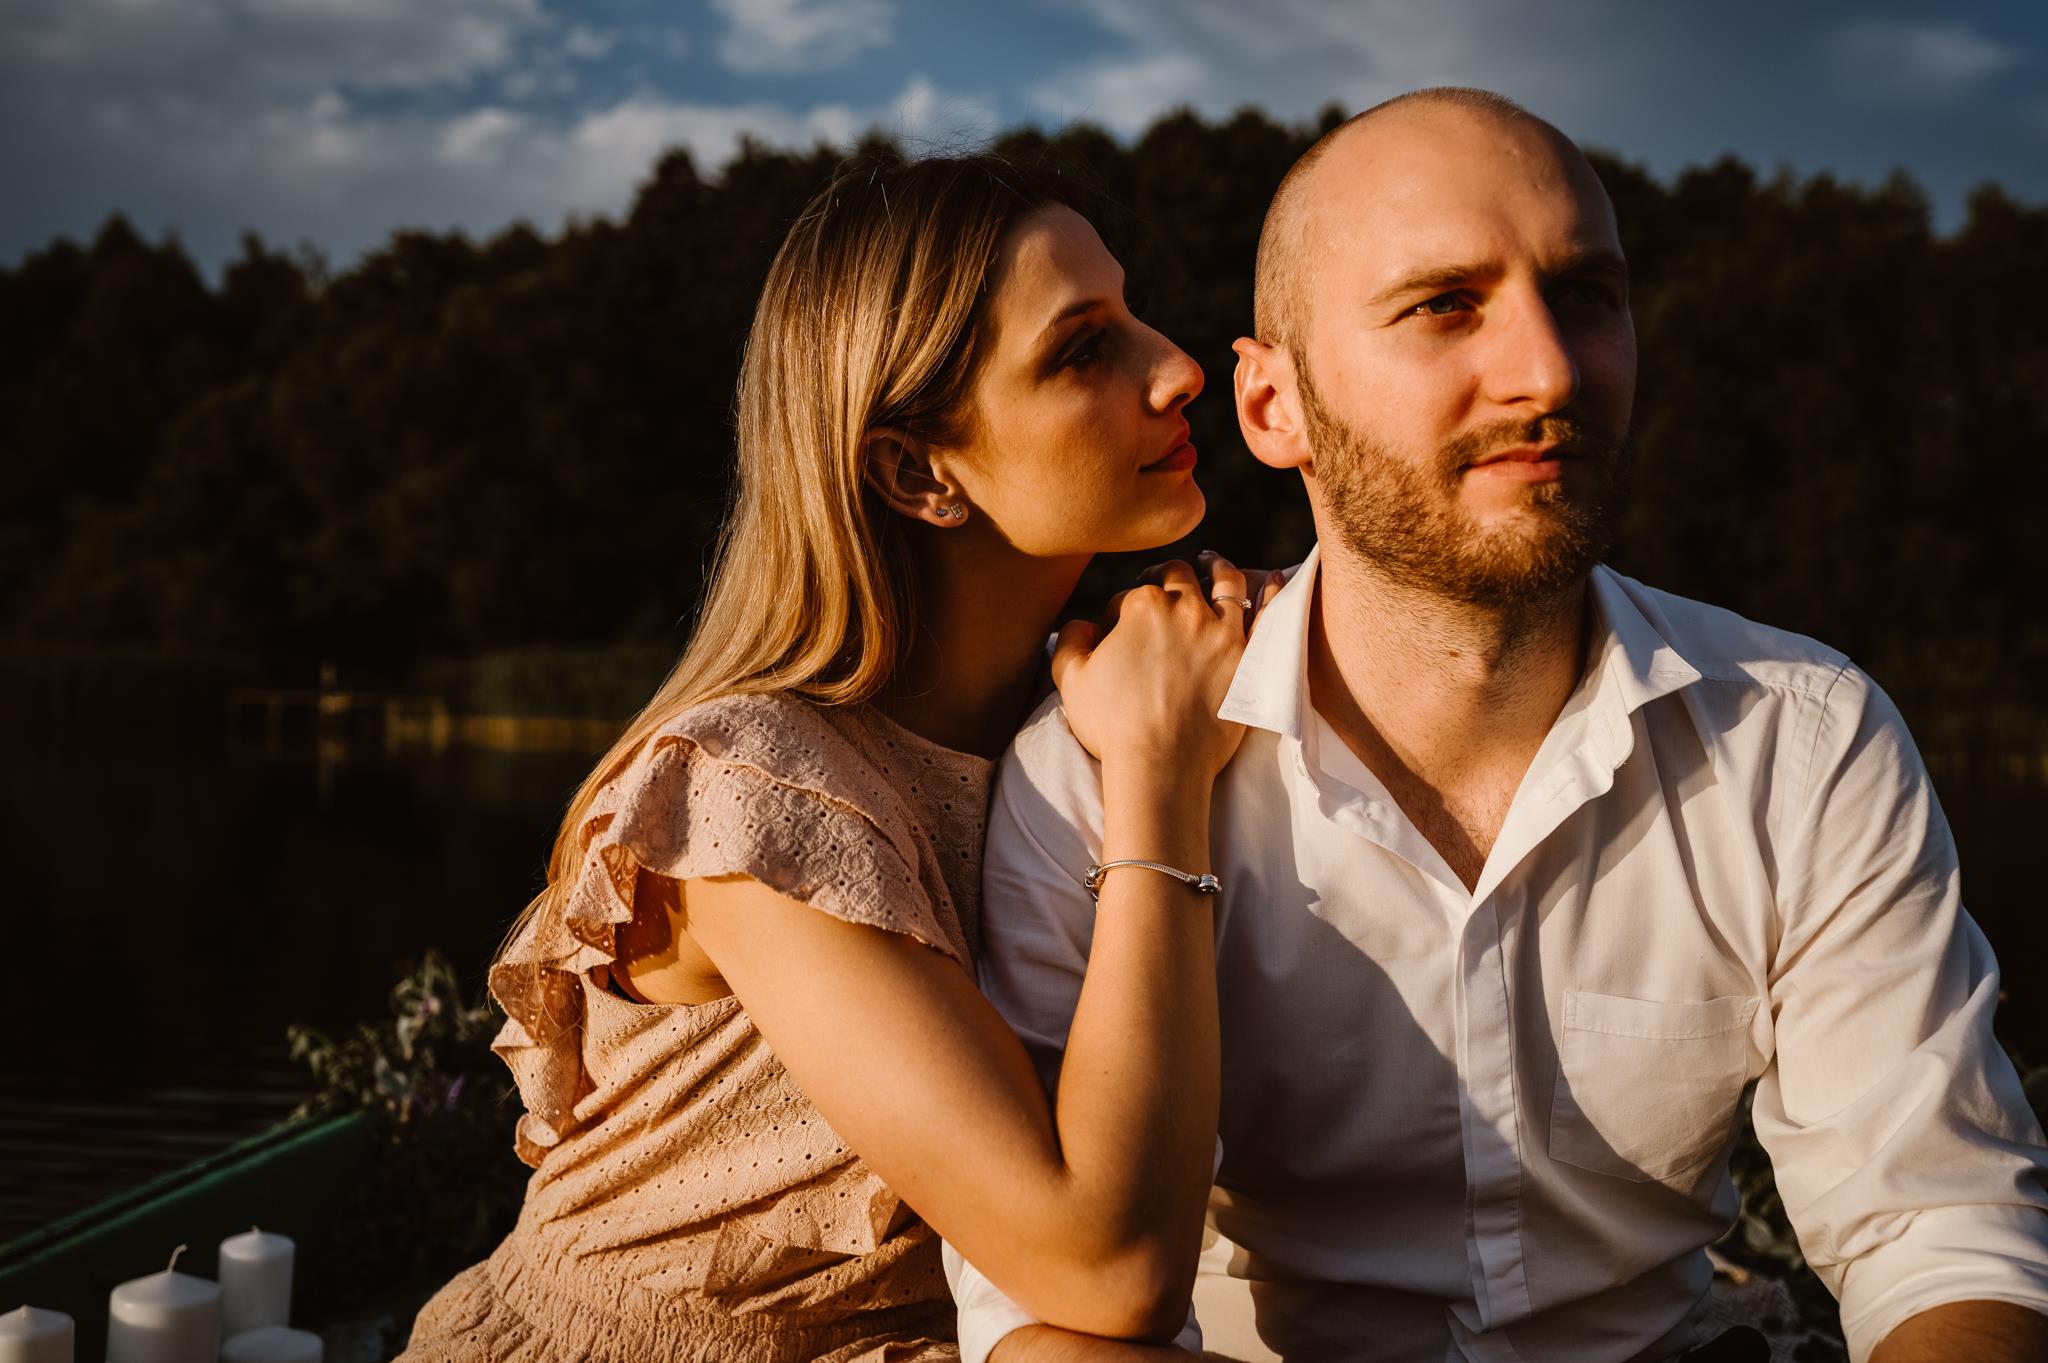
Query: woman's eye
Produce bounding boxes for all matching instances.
[1062,330,1106,370]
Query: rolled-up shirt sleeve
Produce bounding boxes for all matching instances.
[946,697,1206,1361]
[1753,663,2048,1359]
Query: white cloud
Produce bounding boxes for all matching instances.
[561,24,617,61]
[710,0,895,74]
[82,74,979,261]
[1027,0,1616,136]
[1827,19,2026,98]
[439,106,528,168]
[3,0,544,93]
[502,76,966,208]
[1030,52,1209,134]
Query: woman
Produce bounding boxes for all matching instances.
[398,153,1262,1362]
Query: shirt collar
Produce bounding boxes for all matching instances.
[1585,564,1704,717]
[1214,544,1704,741]
[1217,542,1321,739]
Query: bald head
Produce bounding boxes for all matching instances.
[1253,88,1609,353]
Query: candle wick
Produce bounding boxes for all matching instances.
[167,1243,188,1273]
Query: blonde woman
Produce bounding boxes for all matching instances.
[398,154,1257,1362]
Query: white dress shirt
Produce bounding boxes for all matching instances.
[947,545,2048,1363]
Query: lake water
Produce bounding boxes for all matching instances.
[3,721,2043,1244]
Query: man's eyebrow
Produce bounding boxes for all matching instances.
[1556,248,1631,283]
[1365,262,1492,312]
[1365,248,1631,312]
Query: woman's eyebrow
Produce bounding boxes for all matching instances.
[1032,265,1128,349]
[1036,297,1103,347]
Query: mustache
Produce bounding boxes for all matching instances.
[1440,412,1620,471]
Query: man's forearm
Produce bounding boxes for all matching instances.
[1870,1300,2048,1363]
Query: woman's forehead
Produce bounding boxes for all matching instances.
[984,204,1122,347]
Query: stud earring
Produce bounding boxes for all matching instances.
[942,505,969,521]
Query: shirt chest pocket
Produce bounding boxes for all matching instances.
[1548,989,1760,1183]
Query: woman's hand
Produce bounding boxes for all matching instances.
[1051,552,1253,780]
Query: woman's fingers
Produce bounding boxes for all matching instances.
[1049,617,1100,695]
[1200,551,1250,620]
[1257,566,1290,610]
[1136,558,1203,600]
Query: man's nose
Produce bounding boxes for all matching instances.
[1482,291,1580,415]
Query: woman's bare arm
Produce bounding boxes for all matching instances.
[685,560,1246,1340]
[991,1325,1200,1360]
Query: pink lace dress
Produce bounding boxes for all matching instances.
[396,693,991,1362]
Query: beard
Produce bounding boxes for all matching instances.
[1298,361,1627,610]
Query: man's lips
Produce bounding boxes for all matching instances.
[1468,443,1572,467]
[1464,442,1576,483]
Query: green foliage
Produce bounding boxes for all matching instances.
[286,952,526,1312]
[4,111,2045,744]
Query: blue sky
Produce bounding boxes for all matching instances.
[3,0,2043,274]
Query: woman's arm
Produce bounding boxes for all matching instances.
[683,558,1248,1340]
[991,1326,1200,1360]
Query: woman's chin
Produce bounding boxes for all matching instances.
[1143,484,1207,547]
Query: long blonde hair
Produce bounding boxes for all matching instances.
[496,152,1076,971]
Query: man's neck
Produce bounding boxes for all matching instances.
[1308,537,1593,888]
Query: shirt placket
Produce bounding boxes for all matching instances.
[1452,703,1637,1351]
[1456,888,1531,1331]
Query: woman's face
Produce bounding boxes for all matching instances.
[935,204,1206,557]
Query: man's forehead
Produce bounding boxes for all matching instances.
[1306,106,1617,280]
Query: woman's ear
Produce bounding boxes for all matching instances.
[861,427,972,527]
[1232,338,1312,472]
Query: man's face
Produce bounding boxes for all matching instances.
[1295,107,1637,607]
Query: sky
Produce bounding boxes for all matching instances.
[3,0,2043,275]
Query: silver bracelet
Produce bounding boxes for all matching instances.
[1083,859,1222,902]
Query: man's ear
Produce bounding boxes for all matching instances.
[1233,337,1311,472]
[861,427,970,527]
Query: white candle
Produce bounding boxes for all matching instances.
[0,1306,73,1363]
[219,1327,322,1363]
[218,1227,294,1335]
[106,1247,219,1363]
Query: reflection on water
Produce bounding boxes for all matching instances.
[2,720,2043,1243]
[0,725,595,1242]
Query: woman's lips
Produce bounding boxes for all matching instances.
[1145,439,1198,473]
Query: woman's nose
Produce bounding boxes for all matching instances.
[1148,330,1205,412]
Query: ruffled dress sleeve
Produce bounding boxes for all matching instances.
[487,692,969,1168]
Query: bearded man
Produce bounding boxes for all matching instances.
[947,88,2048,1363]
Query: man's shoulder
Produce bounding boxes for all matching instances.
[1598,567,1858,706]
[1005,690,1093,775]
[991,690,1104,826]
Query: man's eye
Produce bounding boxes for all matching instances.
[1413,293,1465,318]
[1556,281,1619,309]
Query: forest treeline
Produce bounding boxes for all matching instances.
[4,108,2045,745]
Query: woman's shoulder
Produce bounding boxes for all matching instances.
[626,690,885,813]
[587,690,966,965]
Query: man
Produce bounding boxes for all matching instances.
[948,89,2048,1362]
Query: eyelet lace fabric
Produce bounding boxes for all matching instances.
[396,693,992,1362]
